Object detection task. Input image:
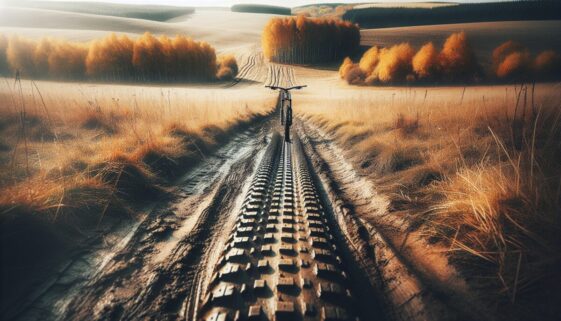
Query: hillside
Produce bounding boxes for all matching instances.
[344,1,561,28]
[231,4,291,15]
[9,1,194,22]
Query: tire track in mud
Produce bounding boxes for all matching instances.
[228,53,257,88]
[196,133,387,321]
[9,58,482,321]
[228,51,270,88]
[295,121,495,321]
[265,64,296,88]
[43,125,273,321]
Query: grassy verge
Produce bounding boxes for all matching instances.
[0,79,273,304]
[300,83,561,321]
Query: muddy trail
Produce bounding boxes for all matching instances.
[4,65,485,321]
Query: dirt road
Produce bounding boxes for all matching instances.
[4,57,488,321]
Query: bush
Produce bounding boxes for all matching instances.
[358,46,380,75]
[491,41,561,81]
[412,42,439,79]
[339,32,488,85]
[216,55,239,80]
[339,57,355,78]
[345,65,366,85]
[492,40,526,67]
[438,32,479,81]
[534,50,561,80]
[497,51,532,80]
[374,43,415,83]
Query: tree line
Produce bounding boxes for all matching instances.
[262,16,360,64]
[0,32,238,82]
[339,32,561,85]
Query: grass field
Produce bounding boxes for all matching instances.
[298,82,561,320]
[0,78,272,228]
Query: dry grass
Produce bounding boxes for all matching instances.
[0,78,273,248]
[300,84,561,320]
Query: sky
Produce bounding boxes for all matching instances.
[20,0,515,8]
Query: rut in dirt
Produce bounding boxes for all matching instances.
[196,131,387,321]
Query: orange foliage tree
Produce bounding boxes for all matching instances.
[262,16,360,64]
[492,41,561,81]
[339,32,482,84]
[1,32,236,82]
[86,34,134,80]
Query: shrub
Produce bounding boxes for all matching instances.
[345,65,365,85]
[492,40,526,67]
[339,57,355,78]
[358,46,381,75]
[412,42,439,79]
[534,50,561,80]
[339,32,482,85]
[491,42,561,81]
[374,43,415,83]
[438,32,479,81]
[496,51,532,80]
[216,55,239,80]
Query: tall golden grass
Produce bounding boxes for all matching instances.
[0,80,273,240]
[1,32,238,81]
[262,15,360,63]
[299,84,561,320]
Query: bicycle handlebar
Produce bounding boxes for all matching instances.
[266,85,307,91]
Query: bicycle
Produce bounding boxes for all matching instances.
[266,85,306,142]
